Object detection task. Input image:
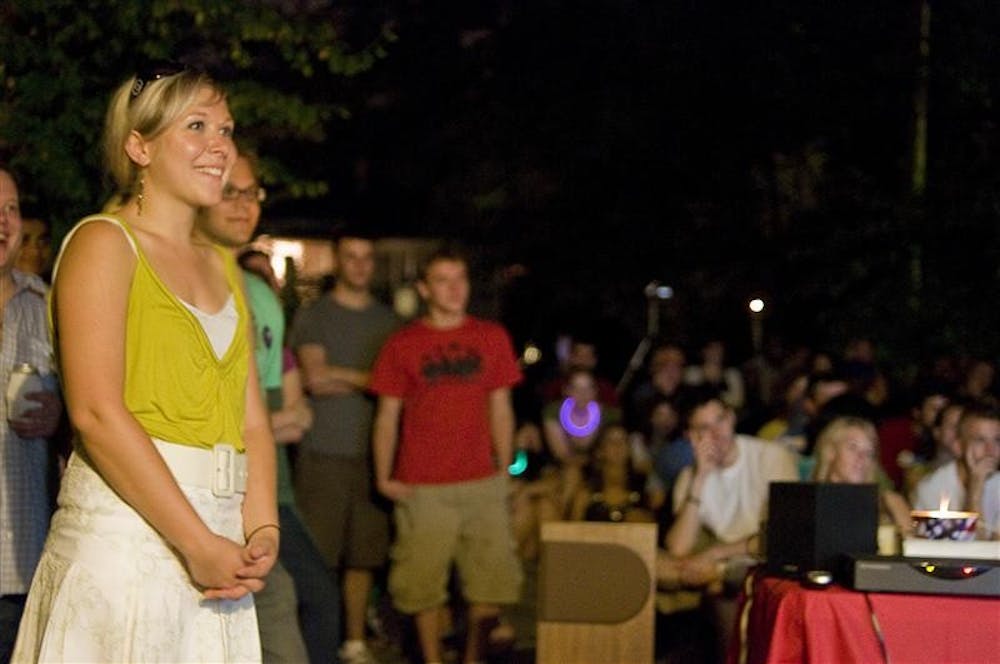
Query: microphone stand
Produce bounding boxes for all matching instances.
[616,282,665,396]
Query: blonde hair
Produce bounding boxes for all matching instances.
[812,416,879,483]
[103,68,225,196]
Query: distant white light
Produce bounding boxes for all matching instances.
[269,239,305,282]
[644,281,673,300]
[522,342,542,365]
[749,298,765,314]
[393,286,420,319]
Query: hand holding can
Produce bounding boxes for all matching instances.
[7,363,45,420]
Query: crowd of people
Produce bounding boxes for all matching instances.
[508,335,1000,659]
[2,64,1000,664]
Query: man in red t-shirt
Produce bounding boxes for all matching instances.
[370,246,522,664]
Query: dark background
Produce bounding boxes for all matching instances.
[264,1,1000,382]
[4,0,999,383]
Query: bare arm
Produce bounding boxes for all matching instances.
[237,351,280,586]
[296,343,369,396]
[882,489,914,536]
[665,466,704,556]
[667,462,757,561]
[489,387,515,470]
[55,223,254,597]
[270,364,313,445]
[691,538,757,563]
[372,395,410,500]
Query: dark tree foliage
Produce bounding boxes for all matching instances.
[328,0,1000,373]
[3,0,999,374]
[0,0,394,235]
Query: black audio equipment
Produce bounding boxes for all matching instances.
[766,482,879,581]
[848,555,1000,597]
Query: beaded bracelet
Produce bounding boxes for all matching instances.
[245,523,281,543]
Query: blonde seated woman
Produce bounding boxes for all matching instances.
[811,416,913,538]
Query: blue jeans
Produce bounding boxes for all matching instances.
[279,504,342,664]
[0,594,27,664]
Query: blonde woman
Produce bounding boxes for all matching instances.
[14,65,277,662]
[812,416,912,536]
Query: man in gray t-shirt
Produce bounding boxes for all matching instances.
[290,228,397,664]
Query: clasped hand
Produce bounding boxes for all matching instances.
[187,531,279,600]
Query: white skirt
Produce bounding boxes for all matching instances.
[12,451,260,663]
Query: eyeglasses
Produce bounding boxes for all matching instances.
[222,184,267,203]
[129,60,188,102]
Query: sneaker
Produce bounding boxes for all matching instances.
[339,641,378,664]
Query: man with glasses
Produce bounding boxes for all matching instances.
[663,390,797,656]
[666,391,798,561]
[0,167,62,664]
[199,154,340,664]
[912,401,1000,524]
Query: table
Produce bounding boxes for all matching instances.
[729,572,1000,664]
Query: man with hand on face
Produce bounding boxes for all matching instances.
[665,391,798,562]
[912,401,1000,521]
[0,167,62,664]
[662,390,797,654]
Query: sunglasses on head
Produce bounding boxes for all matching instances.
[129,60,189,102]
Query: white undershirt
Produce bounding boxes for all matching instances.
[181,295,237,360]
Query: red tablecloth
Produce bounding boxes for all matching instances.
[730,573,1000,664]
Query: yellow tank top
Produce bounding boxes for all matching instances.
[53,214,250,451]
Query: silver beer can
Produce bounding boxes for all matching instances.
[7,363,43,420]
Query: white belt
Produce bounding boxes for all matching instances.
[153,438,248,497]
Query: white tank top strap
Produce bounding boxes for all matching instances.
[51,214,139,285]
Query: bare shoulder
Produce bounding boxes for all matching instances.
[61,217,135,259]
[56,218,137,285]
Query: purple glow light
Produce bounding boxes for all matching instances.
[559,398,601,437]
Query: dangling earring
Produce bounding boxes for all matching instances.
[136,176,145,216]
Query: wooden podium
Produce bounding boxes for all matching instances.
[536,521,657,664]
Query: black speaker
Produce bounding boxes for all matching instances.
[765,482,879,580]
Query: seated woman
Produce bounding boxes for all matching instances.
[630,394,681,476]
[811,416,913,537]
[569,424,662,522]
[542,368,621,464]
[542,368,623,514]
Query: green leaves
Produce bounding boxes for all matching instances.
[0,0,391,236]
